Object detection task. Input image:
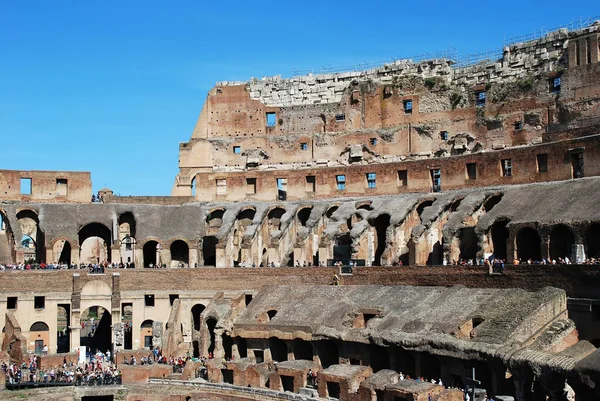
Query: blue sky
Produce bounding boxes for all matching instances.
[1,1,598,196]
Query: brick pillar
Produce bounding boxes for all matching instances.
[189,247,198,268]
[590,34,600,64]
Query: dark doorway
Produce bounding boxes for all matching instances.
[316,340,338,368]
[143,241,159,267]
[170,240,189,266]
[483,194,503,212]
[420,353,441,381]
[327,381,340,399]
[459,227,478,261]
[78,223,112,263]
[82,396,114,401]
[221,369,234,384]
[371,214,390,266]
[58,241,72,265]
[281,375,294,392]
[269,337,288,362]
[222,334,233,360]
[202,236,218,266]
[393,348,415,377]
[80,307,111,354]
[207,318,217,355]
[516,227,541,261]
[57,304,70,353]
[549,225,575,260]
[586,223,600,258]
[297,207,312,227]
[333,234,352,262]
[370,345,390,372]
[191,304,206,331]
[293,338,313,361]
[236,337,247,358]
[490,220,509,260]
[426,240,443,265]
[122,303,132,349]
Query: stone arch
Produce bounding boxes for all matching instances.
[17,209,43,262]
[81,280,112,297]
[80,306,112,353]
[206,208,225,230]
[269,337,288,362]
[170,239,190,267]
[369,213,390,266]
[191,304,206,331]
[356,201,374,211]
[549,224,575,261]
[516,227,542,261]
[52,238,73,265]
[483,193,503,213]
[237,207,256,223]
[416,199,435,222]
[79,222,112,263]
[30,321,49,331]
[267,207,286,231]
[297,206,312,227]
[586,223,600,258]
[29,321,50,354]
[143,240,161,268]
[201,236,218,266]
[140,319,154,348]
[118,212,137,238]
[292,338,313,361]
[326,205,339,219]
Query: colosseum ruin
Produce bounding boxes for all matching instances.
[1,19,600,401]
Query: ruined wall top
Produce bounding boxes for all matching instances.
[215,22,599,107]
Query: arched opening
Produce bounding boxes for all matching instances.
[143,241,160,267]
[586,223,600,258]
[118,212,136,238]
[316,340,338,368]
[334,234,352,262]
[416,200,434,222]
[237,208,256,224]
[30,321,50,354]
[202,236,218,266]
[297,207,312,227]
[370,345,390,372]
[236,337,248,358]
[79,223,112,263]
[170,240,189,267]
[370,214,390,266]
[292,339,313,361]
[269,337,288,362]
[268,207,286,231]
[57,304,70,353]
[191,177,197,197]
[490,219,509,260]
[54,240,72,265]
[206,209,224,230]
[206,318,218,355]
[191,304,206,331]
[459,227,478,261]
[516,227,542,261]
[140,319,154,349]
[17,209,44,263]
[420,353,441,381]
[483,194,503,212]
[80,306,112,354]
[549,225,575,260]
[21,234,37,263]
[449,197,463,212]
[326,206,338,220]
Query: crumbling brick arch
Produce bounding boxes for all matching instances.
[16,208,44,263]
[296,205,313,227]
[78,222,112,264]
[139,237,165,268]
[167,238,192,267]
[267,206,286,231]
[50,236,74,265]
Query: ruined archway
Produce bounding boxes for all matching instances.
[490,219,509,260]
[143,240,160,267]
[586,223,600,258]
[21,234,37,263]
[80,306,112,354]
[459,227,478,261]
[516,227,542,261]
[416,199,434,223]
[267,207,286,231]
[371,214,390,266]
[293,338,313,361]
[202,236,217,266]
[170,240,189,267]
[549,225,575,261]
[17,209,44,263]
[79,223,112,263]
[191,304,206,331]
[483,193,503,212]
[206,318,218,355]
[53,239,72,265]
[297,207,312,227]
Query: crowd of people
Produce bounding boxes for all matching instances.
[1,356,121,387]
[0,261,136,271]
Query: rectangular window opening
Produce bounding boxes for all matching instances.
[369,138,378,146]
[277,178,287,201]
[34,296,45,309]
[431,169,441,192]
[537,154,548,173]
[571,152,584,178]
[335,113,345,122]
[336,175,346,191]
[300,142,308,151]
[466,163,477,181]
[550,77,561,94]
[56,178,68,196]
[440,131,449,141]
[169,294,179,306]
[403,100,413,114]
[246,178,257,194]
[233,146,241,154]
[502,159,512,177]
[305,175,316,193]
[254,350,264,364]
[476,91,486,107]
[514,121,523,131]
[20,178,32,195]
[145,294,155,307]
[266,112,277,127]
[7,297,17,309]
[366,172,376,189]
[398,170,408,187]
